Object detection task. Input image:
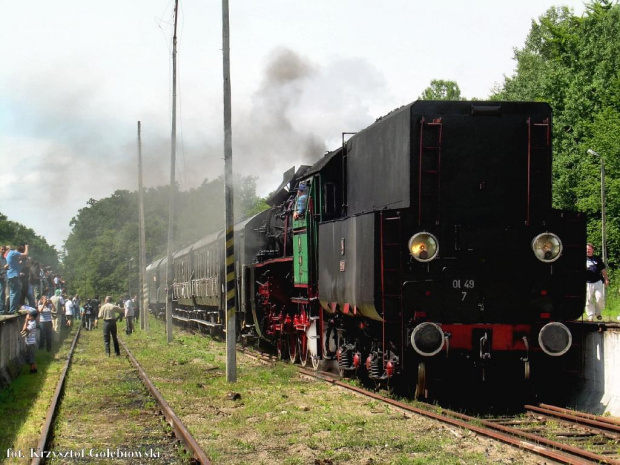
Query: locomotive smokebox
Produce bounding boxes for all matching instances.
[538,322,572,356]
[411,322,445,356]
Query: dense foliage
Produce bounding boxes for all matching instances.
[492,0,620,271]
[62,175,267,298]
[419,79,464,100]
[0,213,59,268]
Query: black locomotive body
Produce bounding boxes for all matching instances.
[146,100,586,399]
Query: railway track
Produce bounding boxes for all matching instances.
[31,326,210,464]
[240,345,620,465]
[305,369,620,464]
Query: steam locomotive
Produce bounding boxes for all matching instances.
[146,100,586,399]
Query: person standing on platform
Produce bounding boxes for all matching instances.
[0,246,7,314]
[37,296,53,352]
[5,243,28,314]
[22,309,38,373]
[585,243,609,321]
[97,296,124,356]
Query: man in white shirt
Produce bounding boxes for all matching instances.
[124,295,135,335]
[64,296,75,328]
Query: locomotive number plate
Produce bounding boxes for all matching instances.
[452,278,475,301]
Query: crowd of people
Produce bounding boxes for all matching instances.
[19,293,140,373]
[0,243,68,315]
[2,241,140,372]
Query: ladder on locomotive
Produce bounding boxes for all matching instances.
[526,117,551,225]
[379,211,404,360]
[418,117,443,225]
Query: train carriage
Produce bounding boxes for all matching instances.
[146,257,166,317]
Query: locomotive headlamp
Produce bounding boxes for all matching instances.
[408,232,438,262]
[538,322,572,356]
[532,232,562,263]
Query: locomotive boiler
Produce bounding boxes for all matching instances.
[147,100,586,400]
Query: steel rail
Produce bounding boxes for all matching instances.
[536,403,620,428]
[119,338,211,465]
[298,367,618,465]
[526,404,620,434]
[444,406,619,465]
[32,326,82,465]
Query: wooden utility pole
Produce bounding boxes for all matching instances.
[137,121,149,331]
[165,0,179,343]
[222,0,237,382]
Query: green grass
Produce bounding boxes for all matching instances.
[117,316,549,464]
[0,315,561,464]
[602,288,620,320]
[0,332,74,454]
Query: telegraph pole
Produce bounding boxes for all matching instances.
[165,0,179,343]
[588,149,607,264]
[601,156,607,265]
[222,0,237,382]
[137,121,149,331]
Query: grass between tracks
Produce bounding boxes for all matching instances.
[0,316,547,464]
[116,316,545,465]
[0,330,74,458]
[0,325,185,464]
[50,325,185,463]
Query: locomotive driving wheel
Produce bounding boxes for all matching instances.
[289,334,298,363]
[310,350,320,371]
[414,362,427,400]
[276,339,285,360]
[209,315,216,337]
[299,335,308,367]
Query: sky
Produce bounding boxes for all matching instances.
[0,0,588,250]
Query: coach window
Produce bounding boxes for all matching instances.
[207,250,211,278]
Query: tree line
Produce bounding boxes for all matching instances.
[60,175,267,298]
[0,213,59,269]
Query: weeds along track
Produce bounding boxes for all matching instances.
[239,344,619,465]
[33,326,209,464]
[296,367,620,465]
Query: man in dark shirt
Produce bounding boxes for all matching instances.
[585,243,609,321]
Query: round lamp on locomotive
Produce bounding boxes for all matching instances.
[411,322,445,357]
[538,322,572,357]
[532,232,563,263]
[408,232,439,262]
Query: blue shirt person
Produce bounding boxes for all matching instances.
[6,244,28,314]
[293,182,308,220]
[0,246,7,314]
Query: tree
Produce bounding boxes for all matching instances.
[63,175,267,298]
[419,80,464,100]
[492,0,620,268]
[0,213,59,268]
